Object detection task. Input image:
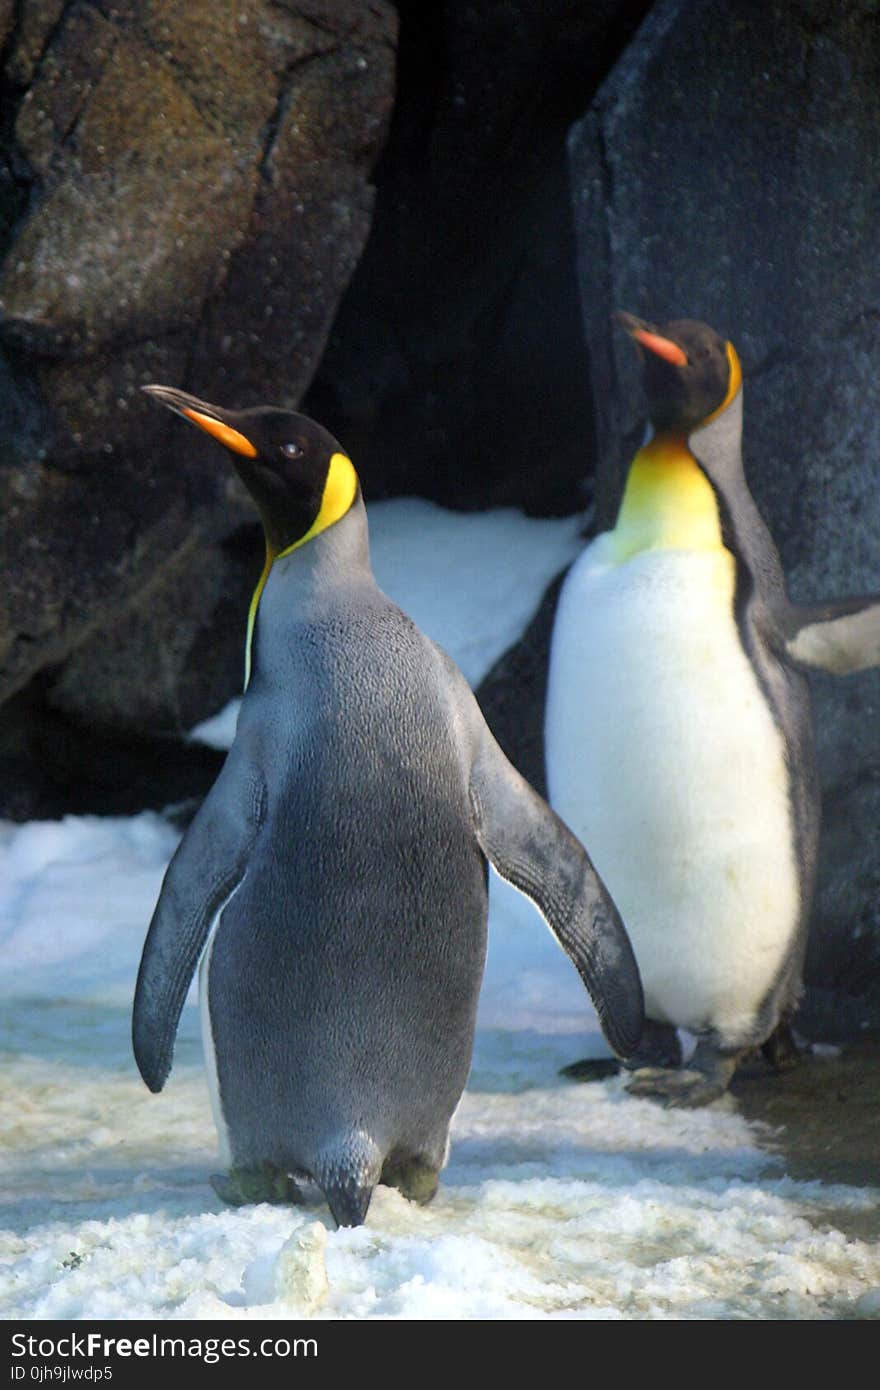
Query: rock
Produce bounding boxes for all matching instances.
[476,570,566,799]
[569,0,880,523]
[4,6,258,377]
[3,1,66,88]
[45,524,261,734]
[0,0,396,800]
[0,1,16,53]
[0,683,226,821]
[552,0,880,1030]
[304,0,654,513]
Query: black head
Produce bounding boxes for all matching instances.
[616,313,738,433]
[142,386,357,554]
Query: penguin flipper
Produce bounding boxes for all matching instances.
[468,733,644,1058]
[783,595,880,675]
[132,759,267,1092]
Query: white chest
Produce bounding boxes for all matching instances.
[545,541,800,1044]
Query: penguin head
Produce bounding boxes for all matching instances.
[616,313,741,434]
[142,385,358,556]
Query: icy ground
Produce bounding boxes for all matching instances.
[1,500,878,1321]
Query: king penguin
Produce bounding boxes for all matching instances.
[545,313,880,1107]
[132,386,644,1226]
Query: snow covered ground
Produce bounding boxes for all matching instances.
[1,500,878,1321]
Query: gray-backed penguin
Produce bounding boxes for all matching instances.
[545,314,880,1107]
[133,386,643,1226]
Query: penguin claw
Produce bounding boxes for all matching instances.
[624,1066,729,1109]
[760,1020,803,1072]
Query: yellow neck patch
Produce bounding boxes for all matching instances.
[244,547,274,690]
[612,435,724,562]
[704,341,742,424]
[275,452,358,560]
[611,339,740,563]
[243,452,358,688]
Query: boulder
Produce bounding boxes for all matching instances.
[0,0,396,786]
[304,0,654,513]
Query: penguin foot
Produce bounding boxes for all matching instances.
[760,1020,802,1072]
[625,1042,739,1109]
[624,1066,729,1108]
[380,1153,441,1206]
[211,1164,304,1207]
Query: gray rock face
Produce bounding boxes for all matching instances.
[304,0,653,513]
[560,0,880,1030]
[0,0,396,759]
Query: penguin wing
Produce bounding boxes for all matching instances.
[132,757,267,1092]
[468,730,644,1058]
[783,595,880,675]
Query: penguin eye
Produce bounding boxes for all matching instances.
[280,441,304,460]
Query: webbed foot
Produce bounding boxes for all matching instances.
[625,1039,740,1108]
[625,1067,728,1107]
[211,1163,303,1207]
[760,1020,802,1072]
[380,1153,441,1206]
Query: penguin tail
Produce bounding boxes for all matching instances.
[316,1129,382,1229]
[322,1176,375,1229]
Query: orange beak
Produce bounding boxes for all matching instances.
[614,312,688,367]
[141,385,258,458]
[178,408,258,458]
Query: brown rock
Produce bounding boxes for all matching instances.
[3,0,66,87]
[0,0,396,748]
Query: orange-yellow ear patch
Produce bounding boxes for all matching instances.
[276,453,358,558]
[182,409,258,458]
[702,342,742,425]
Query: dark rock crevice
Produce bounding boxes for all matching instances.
[21,0,81,83]
[305,0,654,515]
[0,2,36,262]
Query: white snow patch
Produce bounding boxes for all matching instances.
[367,498,584,687]
[0,814,179,1004]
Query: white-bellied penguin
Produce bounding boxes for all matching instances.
[545,314,880,1107]
[132,386,644,1225]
